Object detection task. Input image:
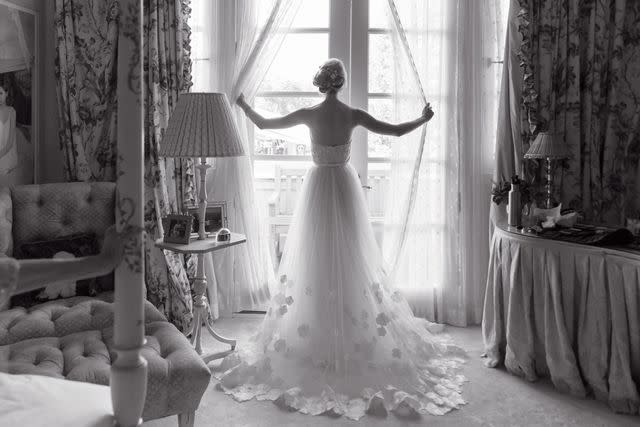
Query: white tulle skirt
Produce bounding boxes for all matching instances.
[215,163,466,420]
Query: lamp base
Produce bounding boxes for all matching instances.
[545,157,556,209]
[196,158,212,240]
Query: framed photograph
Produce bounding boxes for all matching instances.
[162,214,194,245]
[0,0,39,186]
[186,202,228,234]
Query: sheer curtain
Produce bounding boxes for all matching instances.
[190,0,301,316]
[190,0,508,323]
[382,0,508,326]
[0,5,31,73]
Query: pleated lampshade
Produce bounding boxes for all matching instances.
[160,93,245,158]
[524,132,568,159]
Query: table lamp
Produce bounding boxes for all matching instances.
[524,132,568,209]
[160,93,245,239]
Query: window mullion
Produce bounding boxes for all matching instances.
[329,0,351,104]
[350,0,369,186]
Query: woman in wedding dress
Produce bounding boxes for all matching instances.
[217,59,466,420]
[0,84,18,174]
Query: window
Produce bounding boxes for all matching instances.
[252,0,464,258]
[252,0,328,162]
[190,0,508,265]
[253,0,417,223]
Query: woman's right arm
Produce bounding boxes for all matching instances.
[354,104,434,137]
[237,94,309,130]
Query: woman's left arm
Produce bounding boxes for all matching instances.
[237,94,309,130]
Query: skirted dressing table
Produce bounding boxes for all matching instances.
[483,223,640,414]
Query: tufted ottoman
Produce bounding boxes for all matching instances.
[0,293,211,422]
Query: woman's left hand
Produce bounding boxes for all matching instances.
[422,103,434,122]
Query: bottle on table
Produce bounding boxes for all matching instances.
[508,175,522,228]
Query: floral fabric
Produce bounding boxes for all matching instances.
[54,0,119,182]
[516,0,640,225]
[54,0,196,331]
[143,0,196,331]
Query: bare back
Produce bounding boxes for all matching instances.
[304,98,356,147]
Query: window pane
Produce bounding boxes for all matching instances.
[189,0,207,27]
[369,0,391,29]
[254,158,312,267]
[257,0,279,24]
[367,98,393,158]
[367,162,391,219]
[258,0,328,28]
[191,59,211,92]
[190,31,208,60]
[253,96,320,156]
[368,33,393,93]
[259,34,329,92]
[293,0,329,28]
[394,0,448,32]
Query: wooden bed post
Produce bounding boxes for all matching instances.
[112,1,147,426]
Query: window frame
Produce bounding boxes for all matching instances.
[252,0,387,186]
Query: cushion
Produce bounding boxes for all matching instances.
[0,293,211,420]
[0,372,113,427]
[10,234,114,308]
[10,182,115,245]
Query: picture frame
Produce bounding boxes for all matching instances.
[162,214,194,245]
[186,202,228,235]
[0,0,39,186]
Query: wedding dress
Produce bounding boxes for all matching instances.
[0,107,18,174]
[215,141,466,420]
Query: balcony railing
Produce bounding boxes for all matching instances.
[254,163,391,264]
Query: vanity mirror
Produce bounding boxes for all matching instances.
[0,0,38,185]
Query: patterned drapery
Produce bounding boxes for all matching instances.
[143,0,196,331]
[517,0,640,225]
[54,0,196,330]
[54,0,119,182]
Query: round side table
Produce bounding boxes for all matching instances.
[156,233,247,362]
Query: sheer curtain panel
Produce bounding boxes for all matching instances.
[382,0,508,326]
[190,0,301,316]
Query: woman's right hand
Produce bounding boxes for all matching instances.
[236,93,247,109]
[422,103,434,122]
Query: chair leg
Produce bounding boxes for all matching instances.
[177,411,195,427]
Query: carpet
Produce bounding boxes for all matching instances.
[146,314,638,427]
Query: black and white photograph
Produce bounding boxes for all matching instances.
[162,214,194,245]
[0,0,37,186]
[186,202,227,235]
[0,1,639,426]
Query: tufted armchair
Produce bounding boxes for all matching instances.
[0,182,211,426]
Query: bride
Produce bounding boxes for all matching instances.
[216,59,466,420]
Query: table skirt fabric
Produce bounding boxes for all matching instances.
[482,227,640,414]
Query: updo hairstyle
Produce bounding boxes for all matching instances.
[313,58,346,94]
